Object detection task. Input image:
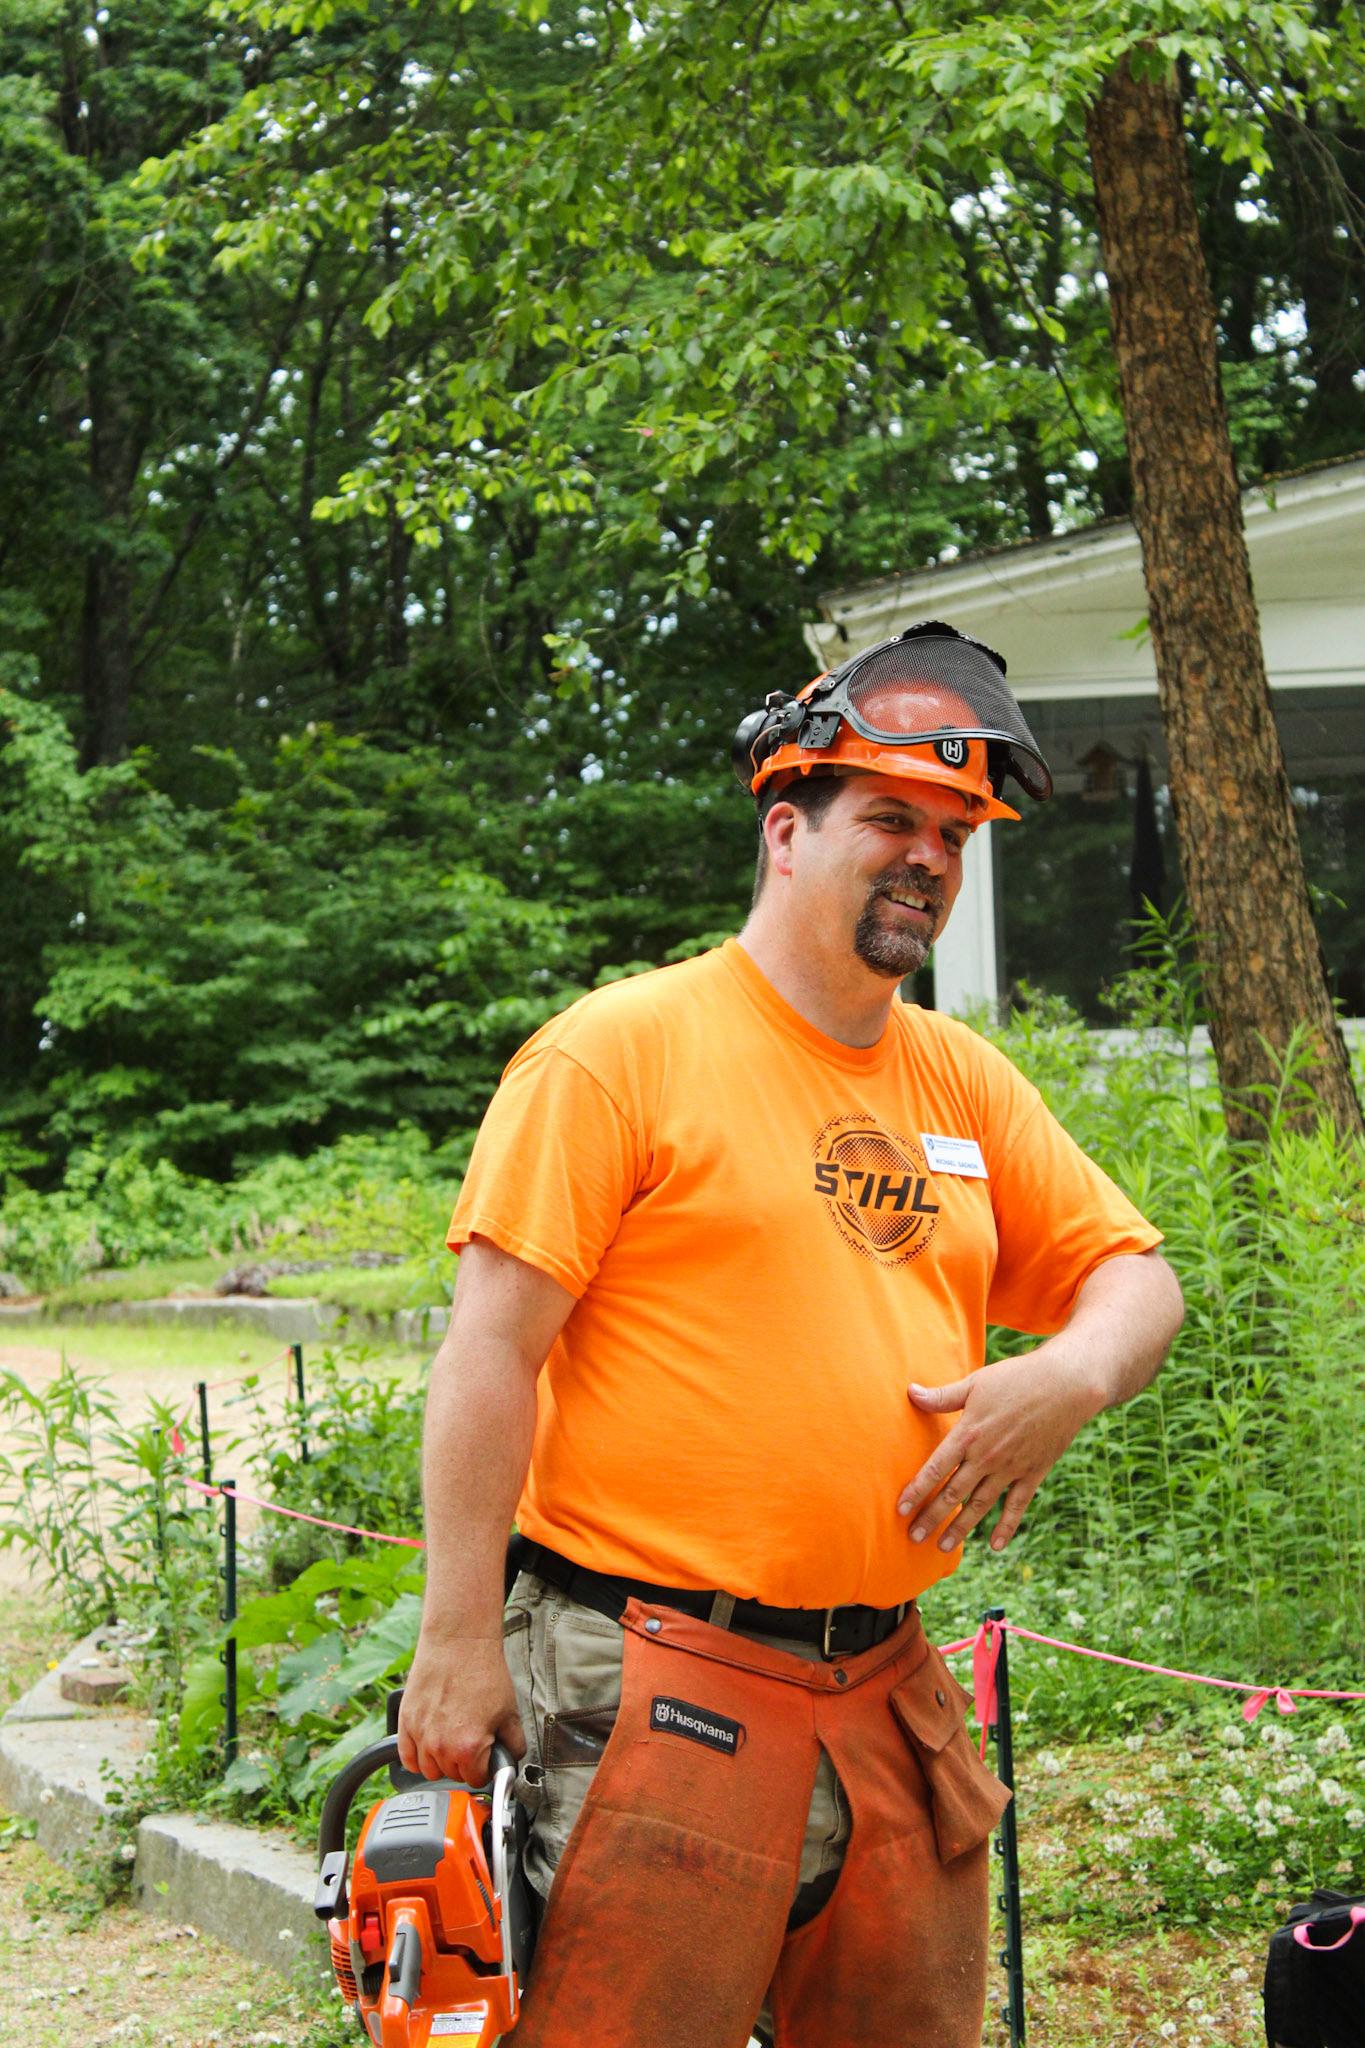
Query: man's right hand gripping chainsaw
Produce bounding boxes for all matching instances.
[315,1694,536,2048]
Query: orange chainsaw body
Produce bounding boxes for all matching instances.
[316,1728,533,2048]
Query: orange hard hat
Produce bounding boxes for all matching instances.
[732,623,1052,825]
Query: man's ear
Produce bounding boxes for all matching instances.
[761,800,799,881]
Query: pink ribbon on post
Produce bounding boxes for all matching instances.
[1242,1686,1298,1723]
[972,1617,1003,1758]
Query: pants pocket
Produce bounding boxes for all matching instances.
[889,1649,1010,1862]
[503,1606,543,1814]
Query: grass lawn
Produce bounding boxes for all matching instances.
[1,1321,422,1380]
[1008,1736,1274,2046]
[264,1258,450,1316]
[28,1250,452,1325]
[0,1585,66,1704]
[44,1258,224,1313]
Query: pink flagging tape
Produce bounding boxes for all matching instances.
[184,1478,425,1550]
[202,1347,295,1394]
[170,1475,1365,1722]
[946,1617,1365,1735]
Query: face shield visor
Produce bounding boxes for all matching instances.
[733,623,1053,823]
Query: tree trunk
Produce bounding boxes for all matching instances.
[1085,57,1362,1144]
[79,340,138,767]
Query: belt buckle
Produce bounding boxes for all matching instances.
[821,1608,840,1660]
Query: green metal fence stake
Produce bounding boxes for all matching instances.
[197,1379,212,1487]
[292,1342,309,1463]
[221,1479,238,1768]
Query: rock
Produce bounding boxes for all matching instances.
[60,1667,132,1707]
[215,1251,405,1296]
[216,1264,273,1298]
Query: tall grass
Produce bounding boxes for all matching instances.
[981,924,1365,1675]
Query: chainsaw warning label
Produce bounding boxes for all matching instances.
[430,2017,486,2037]
[649,1696,744,1754]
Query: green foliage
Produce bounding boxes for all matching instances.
[224,1346,425,1581]
[0,1363,128,1626]
[1040,1710,1365,1932]
[150,0,1362,603]
[967,919,1365,1668]
[0,1121,466,1294]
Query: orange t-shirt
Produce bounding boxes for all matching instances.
[448,939,1161,1608]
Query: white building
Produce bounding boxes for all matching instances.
[804,455,1365,1021]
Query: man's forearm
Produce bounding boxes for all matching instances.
[419,1331,538,1641]
[1053,1249,1185,1419]
[900,1248,1183,1551]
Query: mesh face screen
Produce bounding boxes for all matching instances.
[838,637,1050,800]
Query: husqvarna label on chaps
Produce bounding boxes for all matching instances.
[649,1696,745,1754]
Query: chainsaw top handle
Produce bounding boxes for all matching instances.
[316,1733,518,1868]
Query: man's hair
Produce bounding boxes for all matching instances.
[751,772,843,905]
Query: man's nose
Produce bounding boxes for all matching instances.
[901,830,950,875]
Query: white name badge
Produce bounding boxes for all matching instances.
[920,1133,988,1179]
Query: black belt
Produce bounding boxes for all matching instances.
[507,1535,909,1661]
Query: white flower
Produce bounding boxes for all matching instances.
[1344,1808,1365,1830]
[1218,1725,1247,1749]
[1315,1725,1350,1757]
[118,1842,136,1863]
[1230,1967,1248,1984]
[1037,1751,1062,1777]
[1218,1785,1249,1816]
[1320,1778,1347,1808]
[1065,1608,1086,1629]
[1160,2024,1178,2040]
[1124,1733,1145,1753]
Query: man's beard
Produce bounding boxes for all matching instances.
[852,865,945,979]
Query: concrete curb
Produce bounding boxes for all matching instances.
[0,1295,450,1349]
[1,1636,326,1982]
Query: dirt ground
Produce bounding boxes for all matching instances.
[0,1815,349,2048]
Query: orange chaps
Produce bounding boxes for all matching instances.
[514,1598,1010,2048]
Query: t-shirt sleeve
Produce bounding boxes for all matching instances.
[447,1045,644,1298]
[986,1089,1164,1337]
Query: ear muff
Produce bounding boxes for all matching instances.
[731,693,804,788]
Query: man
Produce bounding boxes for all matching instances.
[399,622,1184,2048]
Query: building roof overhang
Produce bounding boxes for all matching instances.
[804,454,1365,703]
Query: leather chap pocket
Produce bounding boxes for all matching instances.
[890,1651,1010,1862]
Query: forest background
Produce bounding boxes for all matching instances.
[3,0,1363,1277]
[0,15,1364,2032]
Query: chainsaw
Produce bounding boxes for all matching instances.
[315,1691,536,2048]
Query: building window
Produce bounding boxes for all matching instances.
[996,686,1365,1022]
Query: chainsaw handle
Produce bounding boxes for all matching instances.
[316,1734,517,1864]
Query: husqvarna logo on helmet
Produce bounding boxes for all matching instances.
[811,1113,939,1263]
[935,735,968,767]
